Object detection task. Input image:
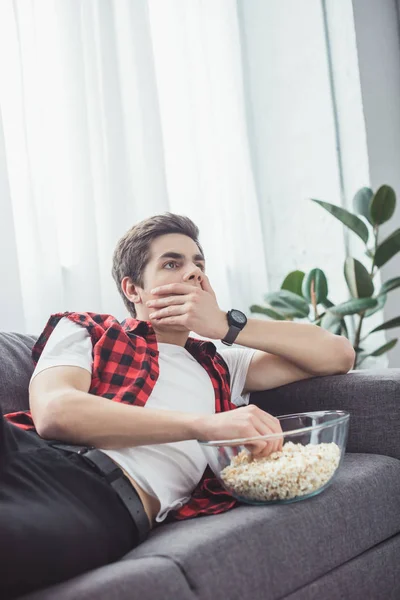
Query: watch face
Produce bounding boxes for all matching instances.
[231,310,247,324]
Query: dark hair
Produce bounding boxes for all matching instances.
[112,212,204,317]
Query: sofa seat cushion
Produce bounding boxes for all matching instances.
[125,453,400,600]
[18,556,195,600]
[0,332,36,415]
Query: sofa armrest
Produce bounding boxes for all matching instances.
[249,369,400,461]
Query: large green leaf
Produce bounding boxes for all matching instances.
[331,323,343,335]
[374,228,400,268]
[281,271,305,297]
[302,268,328,304]
[364,293,387,318]
[369,338,398,357]
[319,309,349,337]
[378,277,400,296]
[249,305,286,321]
[322,298,334,309]
[264,290,310,318]
[340,318,349,339]
[320,311,342,332]
[330,297,377,316]
[311,199,369,244]
[353,187,374,225]
[366,316,400,335]
[344,257,374,298]
[370,185,396,225]
[319,298,349,337]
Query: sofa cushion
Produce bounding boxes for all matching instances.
[0,332,37,415]
[124,453,400,600]
[282,533,400,600]
[18,556,195,600]
[251,369,400,461]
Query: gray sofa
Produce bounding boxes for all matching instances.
[1,331,399,600]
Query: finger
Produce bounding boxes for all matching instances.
[249,423,278,456]
[266,421,283,454]
[152,316,187,328]
[250,422,281,457]
[147,295,186,308]
[200,274,215,295]
[151,283,194,296]
[258,411,284,453]
[244,424,275,458]
[150,304,186,320]
[245,436,274,459]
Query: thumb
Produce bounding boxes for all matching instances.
[201,274,215,296]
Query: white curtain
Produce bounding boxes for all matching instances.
[0,0,388,367]
[0,0,268,335]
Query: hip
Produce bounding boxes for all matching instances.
[108,458,161,529]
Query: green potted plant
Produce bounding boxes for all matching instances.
[250,185,400,369]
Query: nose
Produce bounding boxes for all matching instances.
[185,266,203,285]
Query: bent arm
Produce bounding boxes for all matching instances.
[30,365,202,448]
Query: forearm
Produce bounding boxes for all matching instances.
[226,318,354,375]
[40,390,202,449]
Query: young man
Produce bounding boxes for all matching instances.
[1,213,355,598]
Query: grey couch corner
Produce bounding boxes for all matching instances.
[1,331,399,600]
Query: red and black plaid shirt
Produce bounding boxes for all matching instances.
[4,311,242,522]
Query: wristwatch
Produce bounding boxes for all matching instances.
[221,309,248,346]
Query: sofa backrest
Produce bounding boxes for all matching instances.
[0,332,38,415]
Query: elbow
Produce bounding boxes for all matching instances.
[33,397,65,441]
[36,414,63,441]
[331,337,356,374]
[316,337,356,376]
[340,338,356,372]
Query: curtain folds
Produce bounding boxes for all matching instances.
[0,0,268,335]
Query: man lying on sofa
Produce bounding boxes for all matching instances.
[1,213,355,598]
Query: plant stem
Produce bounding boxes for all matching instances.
[354,312,364,349]
[370,225,379,276]
[311,279,318,320]
[354,225,379,368]
[357,354,367,368]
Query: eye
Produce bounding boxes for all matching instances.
[164,261,179,269]
[163,261,205,271]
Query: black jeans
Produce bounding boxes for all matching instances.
[0,412,143,599]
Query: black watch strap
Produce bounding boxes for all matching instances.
[221,324,242,346]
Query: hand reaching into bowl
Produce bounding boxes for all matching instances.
[194,404,284,458]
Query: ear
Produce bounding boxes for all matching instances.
[122,277,142,303]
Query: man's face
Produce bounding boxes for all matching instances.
[130,233,206,327]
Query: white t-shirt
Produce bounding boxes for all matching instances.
[30,317,256,523]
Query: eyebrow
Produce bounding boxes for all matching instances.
[157,252,205,263]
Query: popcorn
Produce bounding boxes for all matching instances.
[220,442,341,502]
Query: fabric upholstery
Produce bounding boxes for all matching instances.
[281,534,400,600]
[0,332,36,414]
[250,368,400,460]
[18,556,195,600]
[122,453,400,600]
[1,330,399,600]
[19,454,400,600]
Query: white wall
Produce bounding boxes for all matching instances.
[0,110,25,332]
[237,0,349,304]
[237,0,388,364]
[353,0,400,367]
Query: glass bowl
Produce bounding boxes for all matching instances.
[198,410,349,505]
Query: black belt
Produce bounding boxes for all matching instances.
[47,441,150,543]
